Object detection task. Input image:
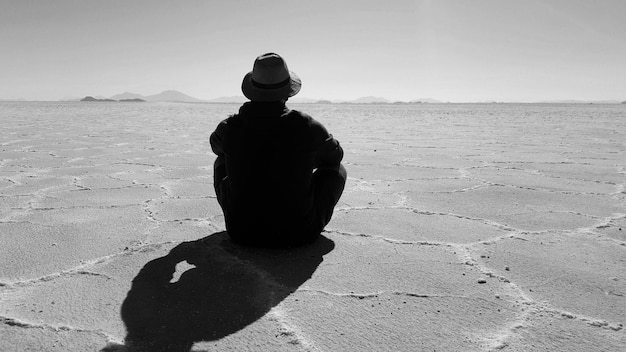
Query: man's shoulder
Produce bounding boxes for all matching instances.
[286,109,323,127]
[286,109,330,141]
[285,108,309,118]
[217,113,241,126]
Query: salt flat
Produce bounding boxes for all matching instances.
[1,102,625,351]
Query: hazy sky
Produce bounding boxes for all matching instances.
[1,0,625,102]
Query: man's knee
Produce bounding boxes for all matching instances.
[213,156,227,189]
[313,163,346,227]
[337,163,347,180]
[318,163,346,177]
[315,163,347,189]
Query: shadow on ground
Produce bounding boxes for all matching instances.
[101,231,334,352]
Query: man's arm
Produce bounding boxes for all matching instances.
[317,134,343,168]
[210,121,227,157]
[210,121,228,186]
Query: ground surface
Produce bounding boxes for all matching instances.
[1,102,625,351]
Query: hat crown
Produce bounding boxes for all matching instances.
[251,53,290,85]
[241,52,301,101]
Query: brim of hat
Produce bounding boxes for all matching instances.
[241,71,301,102]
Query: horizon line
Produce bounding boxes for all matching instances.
[1,91,625,104]
[2,98,625,104]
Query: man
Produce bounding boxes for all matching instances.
[210,53,347,247]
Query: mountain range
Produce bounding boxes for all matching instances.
[110,90,204,102]
[51,91,625,104]
[60,90,446,104]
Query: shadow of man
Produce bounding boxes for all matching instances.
[105,231,334,352]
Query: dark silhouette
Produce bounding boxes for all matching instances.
[211,53,347,247]
[106,232,334,351]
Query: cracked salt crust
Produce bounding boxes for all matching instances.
[1,102,625,351]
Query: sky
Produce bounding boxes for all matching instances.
[1,0,625,102]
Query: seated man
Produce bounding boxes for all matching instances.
[210,53,347,247]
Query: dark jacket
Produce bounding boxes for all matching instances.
[210,102,343,242]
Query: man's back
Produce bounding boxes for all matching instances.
[210,101,343,245]
[210,53,346,247]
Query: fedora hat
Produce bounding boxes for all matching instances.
[241,53,301,102]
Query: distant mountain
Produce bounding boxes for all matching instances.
[104,90,204,103]
[409,98,444,104]
[349,96,392,104]
[110,92,145,101]
[81,96,115,102]
[80,95,144,102]
[119,98,146,102]
[144,90,203,103]
[70,95,110,101]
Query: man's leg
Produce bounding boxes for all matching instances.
[312,163,347,235]
[213,156,229,213]
[213,156,226,191]
[214,156,248,245]
[214,156,253,246]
